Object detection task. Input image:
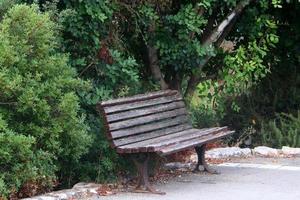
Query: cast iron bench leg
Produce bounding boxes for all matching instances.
[193,144,220,174]
[131,154,166,195]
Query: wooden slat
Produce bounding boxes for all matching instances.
[122,127,225,149]
[117,127,226,153]
[100,90,177,107]
[106,101,185,122]
[113,123,193,147]
[157,130,234,155]
[103,93,182,114]
[109,108,187,131]
[97,90,234,156]
[146,128,225,148]
[110,115,190,139]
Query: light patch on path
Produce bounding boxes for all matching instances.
[218,162,300,171]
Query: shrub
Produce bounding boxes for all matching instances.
[55,1,142,184]
[0,4,91,198]
[259,111,300,148]
[190,106,221,128]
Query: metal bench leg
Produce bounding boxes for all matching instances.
[194,144,220,174]
[131,154,166,195]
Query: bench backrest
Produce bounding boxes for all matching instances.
[97,90,192,148]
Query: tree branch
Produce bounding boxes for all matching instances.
[200,9,218,43]
[184,0,253,98]
[147,44,169,90]
[79,62,95,77]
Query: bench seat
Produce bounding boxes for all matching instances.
[116,127,233,154]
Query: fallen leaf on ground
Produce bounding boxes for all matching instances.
[96,185,116,196]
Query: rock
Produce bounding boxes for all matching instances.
[33,197,57,200]
[253,146,279,157]
[282,146,300,156]
[164,162,193,170]
[72,182,101,190]
[22,182,103,200]
[205,147,252,159]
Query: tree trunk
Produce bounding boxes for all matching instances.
[147,45,169,90]
[169,73,182,93]
[184,0,253,98]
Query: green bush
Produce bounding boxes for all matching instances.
[55,0,143,184]
[0,4,91,198]
[259,112,300,148]
[190,106,221,129]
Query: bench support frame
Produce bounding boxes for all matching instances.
[131,154,166,195]
[194,144,220,174]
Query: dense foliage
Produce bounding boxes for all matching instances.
[0,0,299,198]
[0,4,90,198]
[218,1,300,147]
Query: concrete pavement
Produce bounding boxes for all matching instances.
[102,157,300,200]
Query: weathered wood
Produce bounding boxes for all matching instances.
[98,90,234,156]
[117,127,227,153]
[157,130,234,155]
[113,123,193,147]
[98,90,234,195]
[147,128,226,150]
[121,127,225,150]
[100,90,177,107]
[110,115,190,139]
[103,93,182,114]
[109,108,187,131]
[116,129,197,153]
[106,101,186,123]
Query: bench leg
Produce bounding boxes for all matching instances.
[131,154,166,195]
[194,144,220,174]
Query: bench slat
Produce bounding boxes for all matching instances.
[110,115,190,139]
[109,107,187,131]
[113,123,193,147]
[100,90,177,107]
[117,127,226,153]
[146,127,226,148]
[128,127,225,149]
[157,130,234,155]
[98,90,234,155]
[106,101,185,123]
[103,93,182,114]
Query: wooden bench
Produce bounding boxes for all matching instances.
[97,90,234,194]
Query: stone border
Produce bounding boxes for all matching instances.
[22,183,102,200]
[204,146,300,159]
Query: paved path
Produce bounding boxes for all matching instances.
[102,157,300,200]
